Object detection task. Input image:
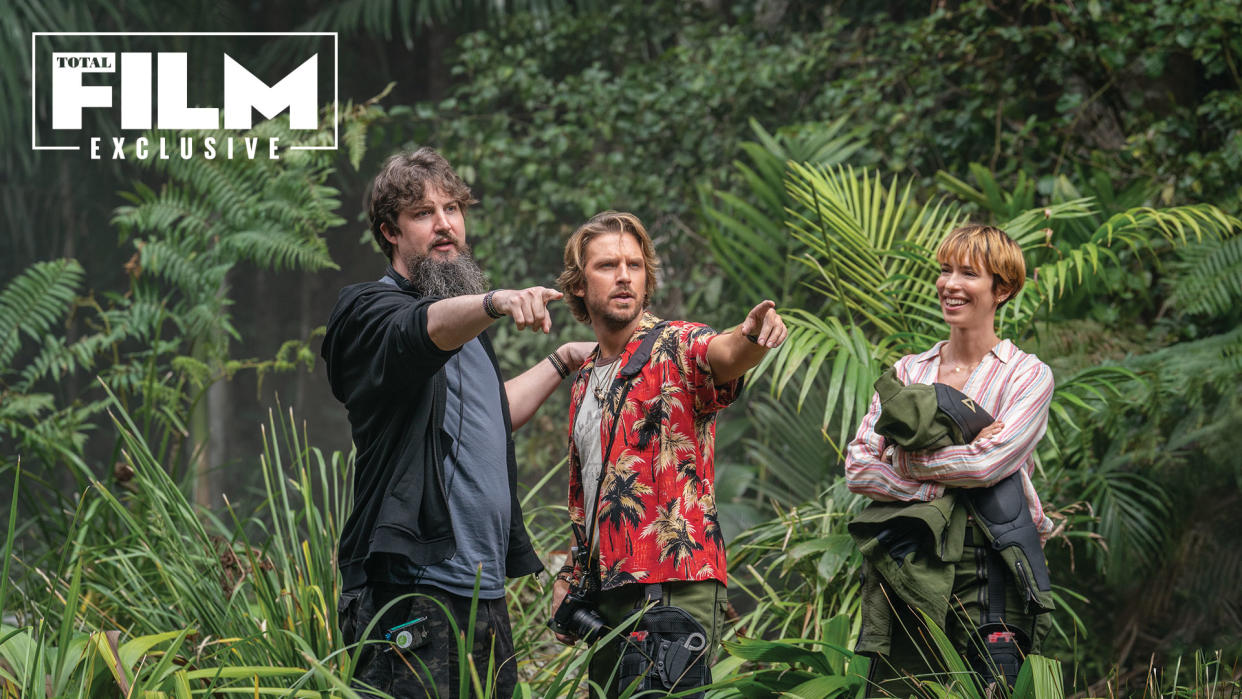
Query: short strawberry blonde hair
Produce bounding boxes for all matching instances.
[557,211,660,324]
[936,224,1027,306]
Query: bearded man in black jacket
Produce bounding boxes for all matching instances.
[322,147,592,697]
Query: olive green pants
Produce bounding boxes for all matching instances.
[863,524,1051,697]
[587,580,727,698]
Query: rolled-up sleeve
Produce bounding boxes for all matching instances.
[681,324,742,414]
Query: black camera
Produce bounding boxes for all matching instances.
[549,587,608,644]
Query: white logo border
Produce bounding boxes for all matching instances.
[31,31,340,152]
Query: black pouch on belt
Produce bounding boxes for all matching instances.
[615,584,711,698]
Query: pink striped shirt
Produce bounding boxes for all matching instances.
[844,339,1054,538]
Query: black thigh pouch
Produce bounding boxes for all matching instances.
[616,604,711,698]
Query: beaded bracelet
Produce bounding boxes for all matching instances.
[483,289,503,319]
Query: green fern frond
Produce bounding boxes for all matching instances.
[1125,325,1242,401]
[15,320,138,389]
[170,356,213,390]
[0,259,83,372]
[136,239,221,298]
[217,229,338,272]
[344,112,369,170]
[113,193,211,245]
[1166,235,1242,317]
[0,392,56,421]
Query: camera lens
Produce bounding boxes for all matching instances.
[569,608,607,644]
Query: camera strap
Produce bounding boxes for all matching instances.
[580,321,670,586]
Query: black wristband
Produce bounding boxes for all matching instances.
[547,351,571,379]
[483,290,503,319]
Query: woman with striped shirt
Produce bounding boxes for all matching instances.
[844,224,1055,693]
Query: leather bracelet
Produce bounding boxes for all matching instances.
[483,289,503,319]
[547,351,571,379]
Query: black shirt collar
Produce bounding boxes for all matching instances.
[383,264,416,292]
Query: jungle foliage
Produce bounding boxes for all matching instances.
[2,0,1242,696]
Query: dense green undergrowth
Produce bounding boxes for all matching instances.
[4,1,1242,694]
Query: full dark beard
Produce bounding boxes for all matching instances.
[403,248,488,298]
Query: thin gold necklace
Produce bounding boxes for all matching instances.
[942,349,981,374]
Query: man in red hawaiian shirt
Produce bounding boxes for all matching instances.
[549,210,787,694]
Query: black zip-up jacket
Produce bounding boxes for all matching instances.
[322,268,543,591]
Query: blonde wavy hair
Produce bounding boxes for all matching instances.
[557,211,660,324]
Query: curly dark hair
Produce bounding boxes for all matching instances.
[367,148,477,259]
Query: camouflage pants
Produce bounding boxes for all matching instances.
[338,582,517,698]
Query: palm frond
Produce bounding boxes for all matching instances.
[1000,197,1098,248]
[1093,204,1236,251]
[1011,204,1240,325]
[784,163,962,338]
[742,387,838,503]
[759,310,884,450]
[700,118,865,308]
[935,162,1040,221]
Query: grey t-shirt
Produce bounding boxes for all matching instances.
[407,337,511,598]
[575,358,620,545]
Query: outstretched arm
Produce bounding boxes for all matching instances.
[505,341,595,430]
[427,286,563,351]
[706,300,787,385]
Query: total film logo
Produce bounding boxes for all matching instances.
[31,32,339,160]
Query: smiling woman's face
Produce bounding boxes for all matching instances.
[936,254,1004,329]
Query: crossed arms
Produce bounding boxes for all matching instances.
[843,358,1054,502]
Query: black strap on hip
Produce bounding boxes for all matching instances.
[984,542,1008,624]
[639,582,664,608]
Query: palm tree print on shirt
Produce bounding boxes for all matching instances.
[565,314,741,591]
[641,498,705,576]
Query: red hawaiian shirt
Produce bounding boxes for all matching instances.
[566,312,741,591]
